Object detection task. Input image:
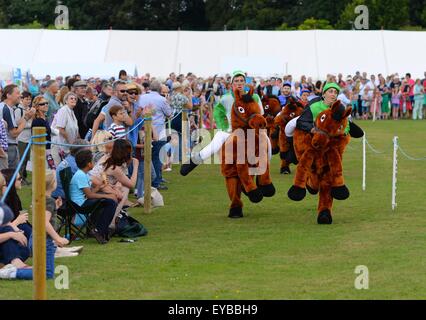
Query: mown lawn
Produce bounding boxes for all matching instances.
[1,120,426,300]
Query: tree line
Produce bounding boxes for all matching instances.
[0,0,425,31]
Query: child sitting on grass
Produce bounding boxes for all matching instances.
[0,171,70,280]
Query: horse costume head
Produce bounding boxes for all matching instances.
[232,86,266,130]
[261,95,282,118]
[275,96,305,127]
[311,100,352,150]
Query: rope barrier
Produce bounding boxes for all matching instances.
[32,117,149,148]
[365,138,386,154]
[0,117,153,202]
[397,145,426,161]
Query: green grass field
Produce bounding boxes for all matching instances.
[1,120,426,300]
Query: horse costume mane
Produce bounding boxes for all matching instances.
[221,86,275,218]
[287,100,352,224]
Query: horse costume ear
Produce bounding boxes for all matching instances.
[343,106,352,118]
[247,85,254,96]
[331,100,347,121]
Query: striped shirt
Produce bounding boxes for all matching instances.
[108,123,126,139]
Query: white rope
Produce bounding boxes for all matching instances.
[397,145,426,161]
[365,138,386,154]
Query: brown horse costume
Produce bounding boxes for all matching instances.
[272,97,305,174]
[221,87,275,218]
[287,100,352,224]
[261,95,282,154]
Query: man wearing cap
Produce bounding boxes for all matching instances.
[180,70,265,176]
[278,81,297,107]
[73,80,91,139]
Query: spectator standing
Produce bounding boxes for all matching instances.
[14,91,35,183]
[413,79,424,120]
[51,92,80,165]
[43,80,60,121]
[138,80,172,190]
[73,81,91,139]
[91,80,133,139]
[1,85,31,169]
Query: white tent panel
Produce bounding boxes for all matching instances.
[0,29,424,80]
[247,30,318,79]
[28,62,136,79]
[34,30,109,63]
[177,31,248,77]
[105,30,178,78]
[316,30,387,78]
[0,29,43,68]
[383,31,426,79]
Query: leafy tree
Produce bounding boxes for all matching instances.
[298,18,333,30]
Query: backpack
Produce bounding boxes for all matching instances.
[84,98,109,129]
[115,212,148,238]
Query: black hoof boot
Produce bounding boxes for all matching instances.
[317,210,333,225]
[247,188,263,203]
[331,185,350,200]
[280,166,291,174]
[260,183,276,197]
[228,207,243,218]
[272,147,280,155]
[180,158,199,176]
[306,184,319,195]
[287,185,306,201]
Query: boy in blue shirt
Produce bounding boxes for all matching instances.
[70,149,117,244]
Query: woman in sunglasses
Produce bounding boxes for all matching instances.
[31,96,59,169]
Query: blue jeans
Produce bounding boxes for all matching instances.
[136,160,157,198]
[152,140,167,187]
[0,226,30,265]
[15,235,56,280]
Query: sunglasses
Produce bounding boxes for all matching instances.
[37,102,49,106]
[128,91,138,95]
[119,90,128,93]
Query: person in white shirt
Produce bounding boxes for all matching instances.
[51,92,80,166]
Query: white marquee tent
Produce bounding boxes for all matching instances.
[1,29,425,80]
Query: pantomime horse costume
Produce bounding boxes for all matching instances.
[221,87,275,218]
[286,82,364,224]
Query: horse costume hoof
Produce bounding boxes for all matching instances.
[306,184,318,195]
[280,166,291,174]
[247,188,263,203]
[180,159,198,176]
[272,147,280,155]
[228,207,243,218]
[287,185,306,201]
[317,210,333,224]
[260,183,275,197]
[331,185,350,200]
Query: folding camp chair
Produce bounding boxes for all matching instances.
[58,167,101,242]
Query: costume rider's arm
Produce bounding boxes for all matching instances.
[285,116,300,137]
